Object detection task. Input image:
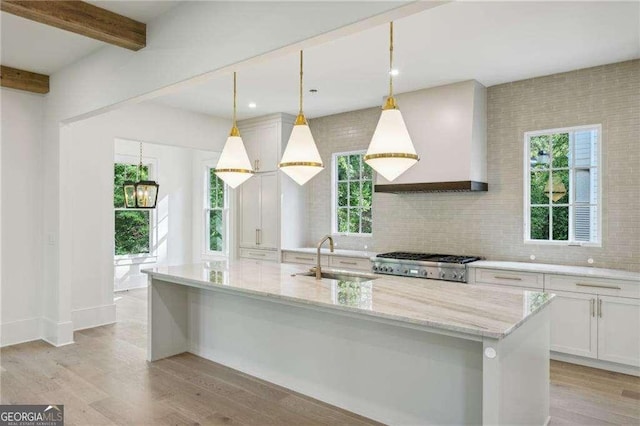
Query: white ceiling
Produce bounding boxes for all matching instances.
[152,1,640,121]
[0,1,181,75]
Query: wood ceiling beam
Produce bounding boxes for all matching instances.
[1,1,146,51]
[0,65,49,94]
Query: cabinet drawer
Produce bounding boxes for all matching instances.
[474,268,543,289]
[329,256,371,271]
[239,248,278,262]
[282,251,328,266]
[546,275,640,299]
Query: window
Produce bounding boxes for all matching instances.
[524,125,600,245]
[333,151,373,234]
[114,162,152,256]
[205,168,227,254]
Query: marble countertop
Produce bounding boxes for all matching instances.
[282,247,377,259]
[469,260,640,282]
[142,260,553,340]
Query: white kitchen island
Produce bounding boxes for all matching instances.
[143,260,554,425]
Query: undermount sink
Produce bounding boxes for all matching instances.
[297,271,378,282]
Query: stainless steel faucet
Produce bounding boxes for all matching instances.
[316,235,334,279]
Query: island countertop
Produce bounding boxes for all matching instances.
[142,260,553,340]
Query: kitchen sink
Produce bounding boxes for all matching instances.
[297,271,378,282]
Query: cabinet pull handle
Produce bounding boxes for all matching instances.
[494,276,523,281]
[575,283,621,290]
[256,229,259,245]
[598,299,602,318]
[590,299,595,317]
[295,256,312,261]
[339,261,358,265]
[252,252,266,257]
[257,159,260,171]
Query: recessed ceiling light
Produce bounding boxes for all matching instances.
[248,102,257,109]
[390,69,399,76]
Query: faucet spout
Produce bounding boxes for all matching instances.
[316,235,334,279]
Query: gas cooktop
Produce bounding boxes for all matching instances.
[376,252,480,264]
[371,252,482,282]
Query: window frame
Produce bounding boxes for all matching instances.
[523,124,602,247]
[113,154,158,263]
[203,163,230,258]
[331,150,373,237]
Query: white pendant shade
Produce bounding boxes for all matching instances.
[364,108,418,181]
[215,134,254,188]
[279,122,324,185]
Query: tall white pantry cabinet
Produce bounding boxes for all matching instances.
[236,113,307,261]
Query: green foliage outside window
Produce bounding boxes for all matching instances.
[114,163,151,255]
[529,133,570,241]
[336,153,373,234]
[208,170,225,252]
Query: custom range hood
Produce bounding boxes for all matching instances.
[374,80,488,193]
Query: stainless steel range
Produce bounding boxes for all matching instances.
[371,252,481,283]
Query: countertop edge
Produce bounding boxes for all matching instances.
[469,261,639,282]
[282,248,376,259]
[142,267,553,341]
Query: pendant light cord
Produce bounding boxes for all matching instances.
[233,72,237,126]
[299,50,304,115]
[389,21,394,99]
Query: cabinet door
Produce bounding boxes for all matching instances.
[597,296,640,367]
[258,173,279,249]
[257,122,280,172]
[550,290,598,359]
[239,175,261,248]
[242,127,260,172]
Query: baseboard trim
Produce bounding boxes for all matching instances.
[0,317,41,347]
[72,303,116,331]
[41,318,74,347]
[551,351,640,377]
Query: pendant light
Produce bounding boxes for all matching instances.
[123,142,159,209]
[364,22,419,182]
[215,72,254,188]
[278,50,324,185]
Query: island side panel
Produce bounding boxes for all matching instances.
[482,306,550,425]
[187,287,484,425]
[147,278,189,361]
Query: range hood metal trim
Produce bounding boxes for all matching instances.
[374,180,488,194]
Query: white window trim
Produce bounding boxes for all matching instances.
[523,124,602,247]
[202,161,230,259]
[331,150,373,237]
[113,153,159,262]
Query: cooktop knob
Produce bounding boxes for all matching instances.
[440,271,446,278]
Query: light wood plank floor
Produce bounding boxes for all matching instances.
[1,288,638,425]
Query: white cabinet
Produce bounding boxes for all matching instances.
[469,265,640,371]
[597,296,640,367]
[242,120,280,172]
[236,114,300,261]
[239,172,278,251]
[550,291,597,359]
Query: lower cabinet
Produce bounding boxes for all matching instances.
[470,266,640,370]
[597,296,640,367]
[550,291,597,359]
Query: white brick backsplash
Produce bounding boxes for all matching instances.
[305,60,640,272]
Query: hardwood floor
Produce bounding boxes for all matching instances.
[1,288,638,425]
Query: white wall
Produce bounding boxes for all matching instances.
[114,140,196,292]
[60,102,229,337]
[0,89,45,346]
